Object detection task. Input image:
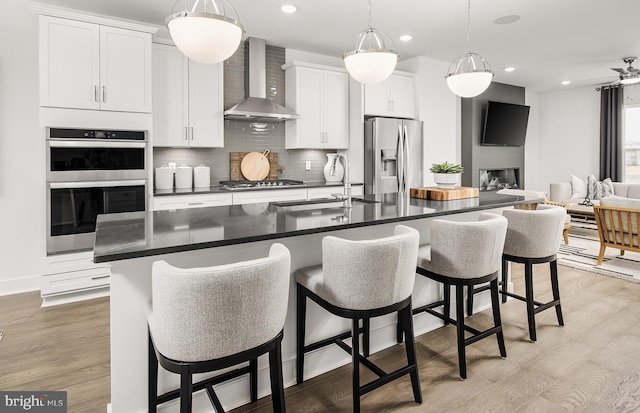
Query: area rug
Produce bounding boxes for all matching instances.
[557,223,640,283]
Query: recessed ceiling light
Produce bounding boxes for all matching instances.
[399,34,413,42]
[504,67,515,72]
[281,4,297,13]
[561,80,571,85]
[494,15,520,25]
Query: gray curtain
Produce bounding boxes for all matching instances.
[599,86,623,181]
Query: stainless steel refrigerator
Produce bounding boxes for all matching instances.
[364,117,423,194]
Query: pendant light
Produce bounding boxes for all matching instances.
[166,0,244,64]
[445,0,493,98]
[343,0,399,84]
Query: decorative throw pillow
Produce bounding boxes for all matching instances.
[586,175,614,200]
[570,174,587,199]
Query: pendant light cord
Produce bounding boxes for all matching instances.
[367,0,372,29]
[466,0,472,53]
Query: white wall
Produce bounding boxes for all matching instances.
[0,0,43,294]
[524,91,541,191]
[537,86,600,193]
[403,56,458,186]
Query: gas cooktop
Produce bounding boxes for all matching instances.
[219,179,306,190]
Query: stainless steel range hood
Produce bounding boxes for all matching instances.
[224,37,300,121]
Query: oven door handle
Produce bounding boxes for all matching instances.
[48,140,146,148]
[49,180,146,189]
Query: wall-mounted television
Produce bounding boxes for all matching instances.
[481,101,530,146]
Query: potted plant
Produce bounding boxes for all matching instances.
[430,161,464,188]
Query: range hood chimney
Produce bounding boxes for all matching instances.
[224,37,300,121]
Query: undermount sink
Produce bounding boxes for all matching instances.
[272,197,378,212]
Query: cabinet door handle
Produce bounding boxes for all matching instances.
[94,85,98,102]
[91,275,110,281]
[188,202,204,206]
[184,127,188,140]
[102,86,106,103]
[190,126,194,140]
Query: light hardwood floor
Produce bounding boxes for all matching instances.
[2,264,640,413]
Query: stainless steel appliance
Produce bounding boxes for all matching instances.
[364,117,423,194]
[219,179,305,190]
[46,128,148,255]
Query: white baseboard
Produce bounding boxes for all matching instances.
[0,275,40,296]
[41,287,110,307]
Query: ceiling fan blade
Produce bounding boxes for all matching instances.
[627,67,640,73]
[611,68,627,74]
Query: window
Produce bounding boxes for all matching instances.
[624,105,640,183]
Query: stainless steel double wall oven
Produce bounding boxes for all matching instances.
[46,128,148,255]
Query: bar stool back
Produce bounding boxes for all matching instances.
[295,225,421,412]
[410,213,508,379]
[500,204,566,342]
[147,243,291,413]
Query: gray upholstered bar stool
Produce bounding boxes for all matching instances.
[295,225,421,413]
[407,213,508,380]
[146,243,291,413]
[500,204,567,342]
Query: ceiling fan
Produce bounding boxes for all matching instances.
[611,57,640,85]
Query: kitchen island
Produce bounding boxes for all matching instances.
[95,191,540,413]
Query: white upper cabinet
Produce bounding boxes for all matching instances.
[152,43,224,148]
[284,62,349,149]
[364,72,416,119]
[39,16,152,113]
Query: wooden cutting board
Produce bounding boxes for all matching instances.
[410,187,479,200]
[241,150,270,181]
[230,152,282,181]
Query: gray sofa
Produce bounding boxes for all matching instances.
[550,181,640,204]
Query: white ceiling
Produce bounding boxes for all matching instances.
[34,0,640,93]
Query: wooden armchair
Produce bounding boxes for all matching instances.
[593,204,640,265]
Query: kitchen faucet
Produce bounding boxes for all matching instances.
[330,152,352,208]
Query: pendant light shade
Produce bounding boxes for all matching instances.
[446,0,493,98]
[166,0,243,64]
[446,52,493,97]
[343,1,398,84]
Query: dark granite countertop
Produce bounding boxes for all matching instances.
[154,181,363,196]
[94,192,541,263]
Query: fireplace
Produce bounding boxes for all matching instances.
[479,168,520,191]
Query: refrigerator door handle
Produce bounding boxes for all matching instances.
[403,124,410,192]
[396,125,405,192]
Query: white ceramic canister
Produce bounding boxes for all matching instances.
[155,165,174,190]
[193,164,211,188]
[175,165,193,189]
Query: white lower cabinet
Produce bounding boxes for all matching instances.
[153,193,233,211]
[42,251,111,303]
[232,189,308,205]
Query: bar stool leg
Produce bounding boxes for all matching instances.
[351,318,361,413]
[455,285,467,379]
[396,312,404,344]
[524,263,537,342]
[550,260,564,326]
[444,281,451,325]
[399,304,422,403]
[269,338,287,413]
[249,358,258,402]
[490,279,507,358]
[501,258,509,303]
[296,284,307,384]
[148,332,158,413]
[363,318,370,357]
[466,285,474,317]
[180,366,193,413]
